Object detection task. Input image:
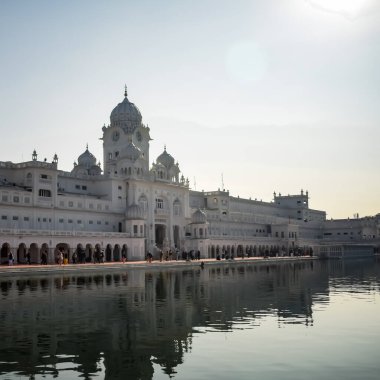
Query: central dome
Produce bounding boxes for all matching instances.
[110,88,142,133]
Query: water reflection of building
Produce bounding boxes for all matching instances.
[1,87,379,265]
[0,261,358,378]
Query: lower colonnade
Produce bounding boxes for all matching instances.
[0,236,315,265]
[207,243,313,259]
[0,241,130,265]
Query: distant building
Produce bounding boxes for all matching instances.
[1,88,379,264]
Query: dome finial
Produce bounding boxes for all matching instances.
[124,84,128,97]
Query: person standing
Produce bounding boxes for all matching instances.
[8,252,14,266]
[121,246,127,263]
[72,250,77,264]
[26,249,31,265]
[41,251,47,265]
[59,251,63,265]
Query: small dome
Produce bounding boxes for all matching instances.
[110,89,142,131]
[125,203,144,220]
[121,142,141,162]
[192,209,207,224]
[78,146,96,168]
[157,147,175,168]
[71,146,101,176]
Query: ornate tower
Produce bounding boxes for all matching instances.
[102,86,151,178]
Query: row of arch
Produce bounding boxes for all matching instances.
[208,244,313,258]
[0,242,129,265]
[1,241,314,264]
[138,195,182,215]
[120,166,144,176]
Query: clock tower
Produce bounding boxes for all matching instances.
[102,87,151,178]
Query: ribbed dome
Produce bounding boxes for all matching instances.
[125,203,144,220]
[192,209,207,224]
[110,90,142,131]
[78,146,96,168]
[157,147,175,168]
[121,142,141,162]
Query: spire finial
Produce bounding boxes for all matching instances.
[124,84,128,97]
[164,144,166,151]
[86,143,88,150]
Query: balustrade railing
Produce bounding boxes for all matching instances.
[0,228,131,238]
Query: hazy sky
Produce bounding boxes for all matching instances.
[1,0,379,219]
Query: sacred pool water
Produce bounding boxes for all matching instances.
[0,258,379,380]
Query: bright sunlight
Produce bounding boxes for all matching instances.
[307,0,373,18]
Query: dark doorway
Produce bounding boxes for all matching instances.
[155,224,166,248]
[173,225,180,249]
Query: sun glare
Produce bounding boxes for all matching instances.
[307,0,372,17]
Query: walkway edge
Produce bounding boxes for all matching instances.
[0,256,317,276]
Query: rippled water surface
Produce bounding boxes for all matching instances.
[1,258,380,379]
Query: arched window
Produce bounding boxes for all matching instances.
[173,199,181,216]
[138,195,148,214]
[156,198,164,209]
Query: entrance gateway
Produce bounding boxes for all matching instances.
[155,224,166,249]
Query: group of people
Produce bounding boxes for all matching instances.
[159,249,174,262]
[8,250,32,265]
[93,247,105,264]
[58,247,105,264]
[145,248,202,263]
[182,250,201,261]
[7,249,32,265]
[6,246,130,266]
[71,247,88,264]
[8,248,58,265]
